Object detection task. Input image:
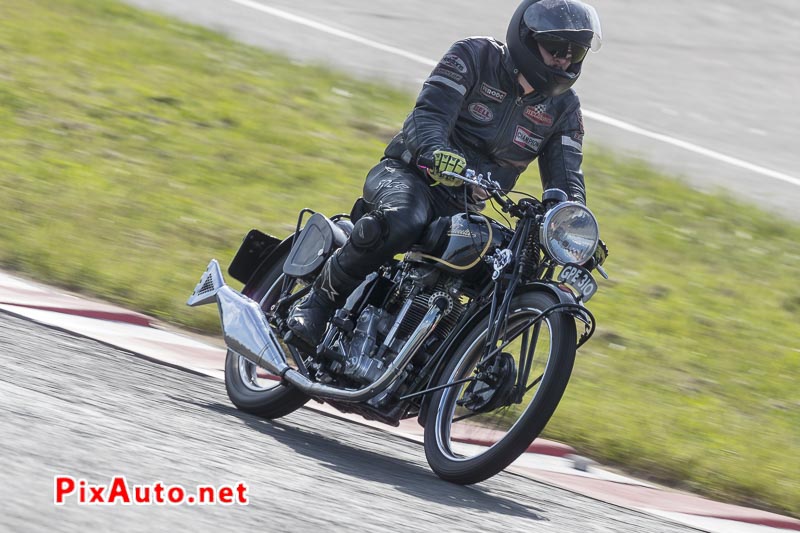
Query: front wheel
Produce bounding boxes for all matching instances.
[424,290,576,484]
[224,254,310,419]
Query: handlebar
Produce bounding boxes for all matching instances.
[440,169,498,190]
[442,170,609,278]
[440,170,517,214]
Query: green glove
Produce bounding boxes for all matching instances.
[586,239,608,269]
[428,149,467,187]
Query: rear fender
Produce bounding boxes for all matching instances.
[228,229,282,285]
[241,236,296,293]
[228,229,293,286]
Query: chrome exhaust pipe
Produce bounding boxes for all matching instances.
[187,260,290,376]
[286,298,445,401]
[188,260,446,402]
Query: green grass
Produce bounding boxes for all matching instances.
[1,0,798,517]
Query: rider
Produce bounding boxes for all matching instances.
[288,0,607,347]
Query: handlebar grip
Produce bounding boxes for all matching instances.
[491,190,512,211]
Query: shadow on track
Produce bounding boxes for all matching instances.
[201,401,547,522]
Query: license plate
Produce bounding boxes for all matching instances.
[558,263,598,302]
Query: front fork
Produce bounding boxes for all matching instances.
[477,216,596,404]
[479,216,533,370]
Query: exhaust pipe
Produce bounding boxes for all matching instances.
[188,260,291,376]
[188,260,445,402]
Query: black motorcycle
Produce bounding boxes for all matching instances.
[188,170,605,484]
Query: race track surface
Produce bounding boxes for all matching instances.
[0,313,700,532]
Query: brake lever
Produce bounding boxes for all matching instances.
[440,170,483,188]
[441,170,503,191]
[440,170,514,211]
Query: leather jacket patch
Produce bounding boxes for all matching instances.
[523,104,553,127]
[513,125,543,153]
[480,82,507,103]
[441,54,468,74]
[468,103,494,122]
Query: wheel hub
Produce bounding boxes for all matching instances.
[458,352,517,413]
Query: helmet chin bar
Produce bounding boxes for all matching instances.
[517,48,580,98]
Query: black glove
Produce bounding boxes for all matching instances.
[428,148,466,187]
[584,239,608,270]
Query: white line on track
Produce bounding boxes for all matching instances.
[228,0,437,67]
[227,0,800,188]
[582,111,800,187]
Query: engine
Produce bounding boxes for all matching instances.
[338,304,393,383]
[324,264,466,386]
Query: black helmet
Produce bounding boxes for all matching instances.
[506,0,602,97]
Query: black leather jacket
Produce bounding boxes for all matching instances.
[385,37,587,204]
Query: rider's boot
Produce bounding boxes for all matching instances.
[286,253,362,347]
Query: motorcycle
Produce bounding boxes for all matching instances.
[187,169,605,484]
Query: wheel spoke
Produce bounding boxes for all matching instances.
[516,321,541,401]
[525,372,544,393]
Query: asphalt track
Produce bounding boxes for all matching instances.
[121,0,800,219]
[0,311,702,533]
[2,269,799,532]
[0,264,800,533]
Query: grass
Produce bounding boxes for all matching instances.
[1,0,798,517]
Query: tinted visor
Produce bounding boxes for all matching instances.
[523,0,603,52]
[533,32,589,63]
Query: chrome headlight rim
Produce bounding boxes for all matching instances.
[539,202,600,266]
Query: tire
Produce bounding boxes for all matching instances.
[224,253,310,419]
[424,290,576,484]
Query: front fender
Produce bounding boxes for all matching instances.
[531,281,593,325]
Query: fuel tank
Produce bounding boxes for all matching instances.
[405,213,512,275]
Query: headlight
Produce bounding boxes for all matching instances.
[540,202,599,265]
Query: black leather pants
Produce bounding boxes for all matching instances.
[290,158,467,344]
[333,158,465,283]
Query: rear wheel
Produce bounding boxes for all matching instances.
[224,254,310,419]
[424,290,576,484]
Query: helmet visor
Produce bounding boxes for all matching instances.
[532,33,589,63]
[523,0,603,52]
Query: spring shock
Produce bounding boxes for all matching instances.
[518,233,541,280]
